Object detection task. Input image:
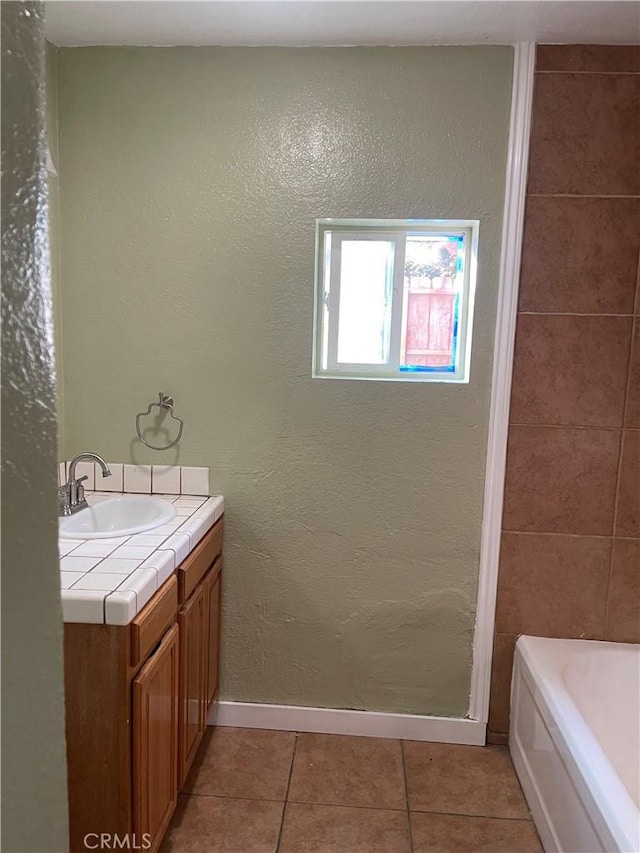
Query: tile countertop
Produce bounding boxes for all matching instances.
[59,493,224,626]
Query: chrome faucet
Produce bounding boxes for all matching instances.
[58,452,112,517]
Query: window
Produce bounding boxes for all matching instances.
[313,219,478,382]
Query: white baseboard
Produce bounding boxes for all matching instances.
[208,701,486,745]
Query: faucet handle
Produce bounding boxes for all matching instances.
[72,475,89,508]
[58,473,91,517]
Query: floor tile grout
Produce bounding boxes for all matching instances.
[281,798,533,823]
[275,732,298,852]
[409,807,533,823]
[172,729,539,851]
[285,797,407,812]
[186,791,287,803]
[400,740,414,852]
[181,791,536,823]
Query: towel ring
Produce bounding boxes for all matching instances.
[135,393,184,451]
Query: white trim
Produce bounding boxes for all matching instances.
[388,233,407,373]
[468,42,536,724]
[209,701,486,745]
[313,218,479,383]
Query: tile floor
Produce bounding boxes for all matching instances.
[161,728,543,853]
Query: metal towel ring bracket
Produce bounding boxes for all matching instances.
[136,393,184,451]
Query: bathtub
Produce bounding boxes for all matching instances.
[510,636,640,853]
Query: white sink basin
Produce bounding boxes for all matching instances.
[60,495,176,539]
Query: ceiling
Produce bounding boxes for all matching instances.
[45,0,640,47]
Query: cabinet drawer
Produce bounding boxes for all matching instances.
[131,575,178,667]
[177,518,223,604]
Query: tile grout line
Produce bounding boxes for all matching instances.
[509,423,627,432]
[285,797,409,813]
[605,272,639,637]
[607,428,627,627]
[187,791,287,804]
[602,537,617,646]
[176,789,538,823]
[611,271,637,532]
[186,789,406,813]
[409,808,536,824]
[517,311,635,318]
[501,530,622,541]
[400,740,414,853]
[275,733,298,852]
[527,193,640,199]
[536,70,640,76]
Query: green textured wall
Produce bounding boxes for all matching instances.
[46,41,65,460]
[56,46,512,716]
[1,3,69,850]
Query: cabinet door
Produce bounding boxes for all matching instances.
[178,578,207,787]
[205,561,222,709]
[132,623,179,853]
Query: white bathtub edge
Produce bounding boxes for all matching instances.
[510,720,560,853]
[511,636,640,853]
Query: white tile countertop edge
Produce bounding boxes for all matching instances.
[60,493,224,625]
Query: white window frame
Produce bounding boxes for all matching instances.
[313,218,479,383]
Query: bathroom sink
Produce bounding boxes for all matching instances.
[59,495,176,539]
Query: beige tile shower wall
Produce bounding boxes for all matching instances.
[489,44,640,743]
[56,47,514,716]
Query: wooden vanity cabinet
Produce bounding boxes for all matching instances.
[64,517,223,853]
[176,559,223,786]
[176,520,223,786]
[178,576,207,786]
[205,566,222,707]
[132,623,179,847]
